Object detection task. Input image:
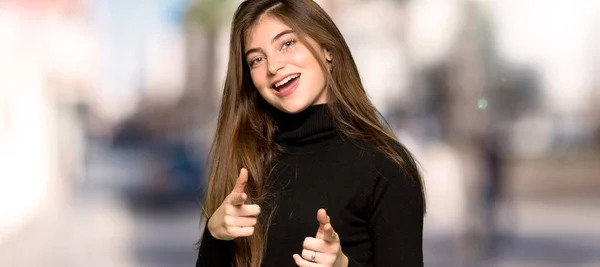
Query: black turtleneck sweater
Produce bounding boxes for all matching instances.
[196,104,424,267]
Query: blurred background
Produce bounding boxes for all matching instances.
[0,0,599,266]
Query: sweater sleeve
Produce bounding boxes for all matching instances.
[367,158,425,267]
[347,255,364,267]
[196,223,234,267]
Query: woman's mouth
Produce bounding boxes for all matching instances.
[272,74,301,97]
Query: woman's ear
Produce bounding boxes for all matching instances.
[323,48,333,63]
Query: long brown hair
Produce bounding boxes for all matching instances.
[201,0,424,266]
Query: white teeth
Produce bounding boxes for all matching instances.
[275,74,300,88]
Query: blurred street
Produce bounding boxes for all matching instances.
[1,141,599,267]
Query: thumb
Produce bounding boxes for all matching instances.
[232,168,248,194]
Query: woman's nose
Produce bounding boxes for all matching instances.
[267,56,285,74]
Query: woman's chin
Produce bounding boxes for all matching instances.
[274,100,311,114]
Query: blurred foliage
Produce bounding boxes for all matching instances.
[185,0,234,29]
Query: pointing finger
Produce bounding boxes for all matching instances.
[228,192,247,205]
[322,221,338,243]
[317,209,329,226]
[315,209,338,242]
[315,209,330,239]
[232,168,248,194]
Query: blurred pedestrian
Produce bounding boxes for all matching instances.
[480,126,506,256]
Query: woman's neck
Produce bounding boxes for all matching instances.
[272,104,339,148]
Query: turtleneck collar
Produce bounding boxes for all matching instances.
[271,104,340,150]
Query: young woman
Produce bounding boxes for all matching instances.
[196,0,425,266]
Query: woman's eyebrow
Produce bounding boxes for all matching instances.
[245,30,295,58]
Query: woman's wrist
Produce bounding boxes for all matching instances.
[206,215,221,240]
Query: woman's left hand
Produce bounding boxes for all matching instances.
[293,209,349,267]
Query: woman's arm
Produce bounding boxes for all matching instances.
[367,159,425,267]
[196,223,234,267]
[196,168,260,266]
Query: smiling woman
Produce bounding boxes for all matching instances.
[196,1,425,267]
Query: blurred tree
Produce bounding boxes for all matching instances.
[186,0,233,30]
[183,0,234,124]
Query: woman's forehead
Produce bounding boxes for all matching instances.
[245,15,292,46]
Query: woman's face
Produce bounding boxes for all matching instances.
[244,15,332,114]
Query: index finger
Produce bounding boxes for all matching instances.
[228,192,247,205]
[316,209,337,242]
[316,209,329,226]
[232,168,248,194]
[321,221,338,243]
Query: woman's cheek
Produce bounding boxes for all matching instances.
[251,70,267,90]
[290,48,311,66]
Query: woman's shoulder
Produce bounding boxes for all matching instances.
[343,137,419,181]
[338,137,423,206]
[341,136,410,161]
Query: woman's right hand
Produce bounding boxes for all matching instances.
[207,168,261,241]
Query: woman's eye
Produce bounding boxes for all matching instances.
[282,40,296,49]
[250,57,264,67]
